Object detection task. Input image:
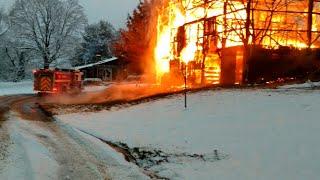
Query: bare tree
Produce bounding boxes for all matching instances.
[0,8,9,38]
[0,21,33,81]
[4,47,29,81]
[9,0,87,69]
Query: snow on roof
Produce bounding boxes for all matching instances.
[74,57,118,70]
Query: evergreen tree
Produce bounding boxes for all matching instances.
[113,0,157,74]
[72,20,116,66]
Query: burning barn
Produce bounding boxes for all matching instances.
[154,0,320,86]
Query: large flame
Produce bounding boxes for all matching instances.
[154,0,318,85]
[154,5,185,82]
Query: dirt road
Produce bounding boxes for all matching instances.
[0,95,112,180]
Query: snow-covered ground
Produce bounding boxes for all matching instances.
[58,87,320,180]
[0,81,34,96]
[0,112,147,180]
[0,117,59,180]
[0,81,110,96]
[279,81,320,89]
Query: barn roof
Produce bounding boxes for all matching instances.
[74,57,118,70]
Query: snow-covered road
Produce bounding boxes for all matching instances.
[0,95,147,180]
[58,87,320,180]
[1,115,148,180]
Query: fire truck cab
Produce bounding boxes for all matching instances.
[33,68,83,95]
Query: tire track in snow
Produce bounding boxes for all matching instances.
[0,95,34,174]
[0,95,111,179]
[21,119,110,180]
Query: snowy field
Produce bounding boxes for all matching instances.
[58,86,320,180]
[0,81,34,96]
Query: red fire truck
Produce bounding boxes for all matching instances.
[33,69,83,95]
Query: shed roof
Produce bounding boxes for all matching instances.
[74,57,118,70]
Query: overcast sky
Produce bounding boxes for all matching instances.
[0,0,139,29]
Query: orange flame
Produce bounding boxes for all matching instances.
[154,0,318,85]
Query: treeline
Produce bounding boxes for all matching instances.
[0,0,156,82]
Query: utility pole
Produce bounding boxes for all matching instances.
[222,0,228,49]
[244,0,252,83]
[307,0,314,49]
[184,62,187,109]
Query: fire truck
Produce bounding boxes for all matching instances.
[33,69,83,95]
